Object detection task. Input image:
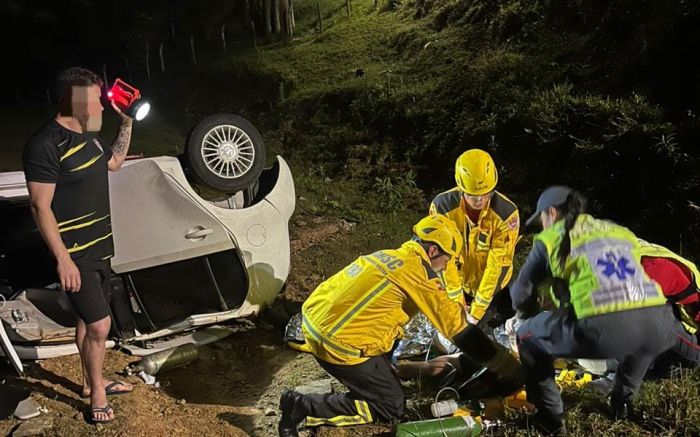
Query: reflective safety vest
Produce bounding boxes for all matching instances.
[535,214,666,319]
[430,189,519,321]
[302,241,468,365]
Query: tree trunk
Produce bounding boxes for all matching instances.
[145,42,151,79]
[102,65,108,87]
[159,42,165,73]
[280,0,290,35]
[251,0,258,22]
[290,0,295,28]
[346,0,351,18]
[125,58,133,82]
[46,86,51,105]
[170,19,176,37]
[221,25,227,51]
[244,0,251,26]
[251,21,258,49]
[317,0,322,33]
[263,0,272,36]
[273,0,281,33]
[190,34,197,65]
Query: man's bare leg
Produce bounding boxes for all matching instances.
[76,318,90,395]
[78,318,131,398]
[82,316,113,421]
[396,354,462,380]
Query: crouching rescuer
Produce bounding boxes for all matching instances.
[278,215,522,436]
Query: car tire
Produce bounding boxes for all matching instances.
[186,114,266,193]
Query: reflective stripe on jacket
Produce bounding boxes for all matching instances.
[302,241,468,365]
[535,214,666,319]
[430,188,519,321]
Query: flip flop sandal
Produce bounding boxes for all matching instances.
[105,380,133,396]
[86,403,114,424]
[80,381,133,398]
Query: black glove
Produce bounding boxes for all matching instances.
[453,324,523,390]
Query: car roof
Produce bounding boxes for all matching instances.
[0,171,28,201]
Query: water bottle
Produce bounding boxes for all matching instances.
[430,399,459,417]
[127,343,199,376]
[395,416,483,436]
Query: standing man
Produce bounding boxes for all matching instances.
[430,149,520,327]
[23,67,135,424]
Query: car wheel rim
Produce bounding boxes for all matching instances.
[201,125,256,179]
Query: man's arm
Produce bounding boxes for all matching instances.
[429,201,465,300]
[470,212,519,321]
[403,272,468,341]
[27,182,81,292]
[510,240,550,312]
[107,102,133,171]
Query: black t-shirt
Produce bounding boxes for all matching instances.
[22,120,114,266]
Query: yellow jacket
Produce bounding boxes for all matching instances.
[302,241,468,365]
[430,189,519,321]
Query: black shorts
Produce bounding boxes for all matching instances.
[66,261,112,325]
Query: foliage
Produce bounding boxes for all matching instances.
[374,169,424,213]
[173,0,700,259]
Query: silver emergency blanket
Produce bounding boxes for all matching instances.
[391,313,466,361]
[283,312,305,344]
[392,313,525,362]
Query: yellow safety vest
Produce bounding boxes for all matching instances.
[535,215,666,319]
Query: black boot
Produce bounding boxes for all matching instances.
[278,389,308,437]
[531,410,568,436]
[609,393,630,421]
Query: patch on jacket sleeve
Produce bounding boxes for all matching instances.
[507,215,519,230]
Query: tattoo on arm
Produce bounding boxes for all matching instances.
[111,122,133,156]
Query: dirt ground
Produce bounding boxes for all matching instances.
[0,216,398,437]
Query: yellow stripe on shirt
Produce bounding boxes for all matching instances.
[60,142,86,162]
[70,151,103,172]
[57,212,95,228]
[67,233,113,254]
[58,214,110,233]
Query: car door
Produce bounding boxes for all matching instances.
[0,318,23,376]
[109,159,235,274]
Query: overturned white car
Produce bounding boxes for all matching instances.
[0,114,295,372]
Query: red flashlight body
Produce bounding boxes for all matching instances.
[108,78,142,112]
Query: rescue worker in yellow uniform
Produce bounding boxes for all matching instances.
[430,149,519,326]
[278,215,520,437]
[511,186,700,436]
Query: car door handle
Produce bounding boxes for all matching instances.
[185,227,214,240]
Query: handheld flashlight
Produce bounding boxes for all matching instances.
[107,78,151,121]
